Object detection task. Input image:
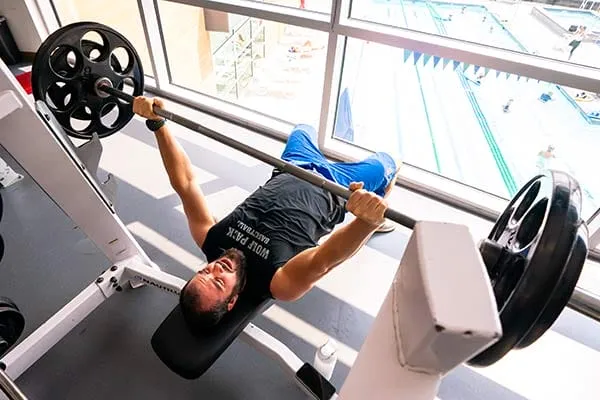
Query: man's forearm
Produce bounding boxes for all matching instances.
[314,218,378,272]
[154,125,195,191]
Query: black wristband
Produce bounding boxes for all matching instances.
[145,118,167,132]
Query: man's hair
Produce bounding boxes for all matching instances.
[179,248,247,331]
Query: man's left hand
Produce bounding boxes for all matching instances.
[346,182,387,228]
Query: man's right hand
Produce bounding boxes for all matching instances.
[133,96,164,121]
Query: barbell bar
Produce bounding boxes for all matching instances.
[97,83,417,229]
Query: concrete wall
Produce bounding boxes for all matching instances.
[0,0,47,53]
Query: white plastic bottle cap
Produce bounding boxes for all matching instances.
[320,339,337,359]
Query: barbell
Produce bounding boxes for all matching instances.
[30,22,588,366]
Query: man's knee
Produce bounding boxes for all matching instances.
[373,152,398,177]
[291,124,317,143]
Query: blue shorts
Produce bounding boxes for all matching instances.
[281,124,398,197]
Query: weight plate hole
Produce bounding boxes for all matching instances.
[49,45,82,79]
[44,81,76,111]
[515,199,548,249]
[100,103,120,128]
[70,106,93,132]
[110,47,133,75]
[492,206,513,241]
[117,77,135,103]
[513,180,541,222]
[81,31,107,62]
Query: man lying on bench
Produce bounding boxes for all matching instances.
[134,96,400,330]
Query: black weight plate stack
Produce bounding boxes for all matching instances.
[0,192,3,263]
[0,297,24,357]
[469,170,586,366]
[32,22,144,139]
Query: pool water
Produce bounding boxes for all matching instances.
[543,8,600,32]
[343,0,599,215]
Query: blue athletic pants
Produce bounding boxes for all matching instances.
[281,124,397,197]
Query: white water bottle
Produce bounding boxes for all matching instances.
[313,338,338,380]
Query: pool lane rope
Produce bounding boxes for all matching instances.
[396,1,442,174]
[424,0,518,196]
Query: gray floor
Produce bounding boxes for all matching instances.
[0,121,598,399]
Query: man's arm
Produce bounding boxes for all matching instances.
[270,218,378,301]
[270,182,386,301]
[133,96,215,247]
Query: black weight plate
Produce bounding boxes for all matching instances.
[47,39,122,120]
[32,22,144,139]
[0,191,3,224]
[0,297,18,312]
[516,224,587,348]
[0,297,24,357]
[469,170,582,367]
[0,235,4,264]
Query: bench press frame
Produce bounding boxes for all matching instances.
[0,61,334,399]
[1,258,321,398]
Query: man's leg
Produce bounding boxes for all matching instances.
[328,153,399,198]
[280,124,326,167]
[281,124,399,198]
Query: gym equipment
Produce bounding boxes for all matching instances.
[0,297,27,400]
[31,22,144,139]
[0,17,21,66]
[471,173,587,366]
[31,21,588,369]
[0,298,24,359]
[152,295,272,378]
[0,193,3,285]
[0,21,590,400]
[0,196,28,400]
[0,368,27,400]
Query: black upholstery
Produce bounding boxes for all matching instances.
[151,295,273,379]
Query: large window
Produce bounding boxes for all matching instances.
[158,1,328,126]
[351,0,600,69]
[41,0,600,304]
[51,0,154,76]
[336,37,600,218]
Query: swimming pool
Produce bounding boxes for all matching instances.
[344,0,599,215]
[543,7,600,32]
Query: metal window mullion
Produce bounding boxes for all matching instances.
[316,38,339,147]
[138,0,170,87]
[590,232,600,249]
[334,17,600,92]
[165,0,330,31]
[317,0,349,148]
[587,208,600,248]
